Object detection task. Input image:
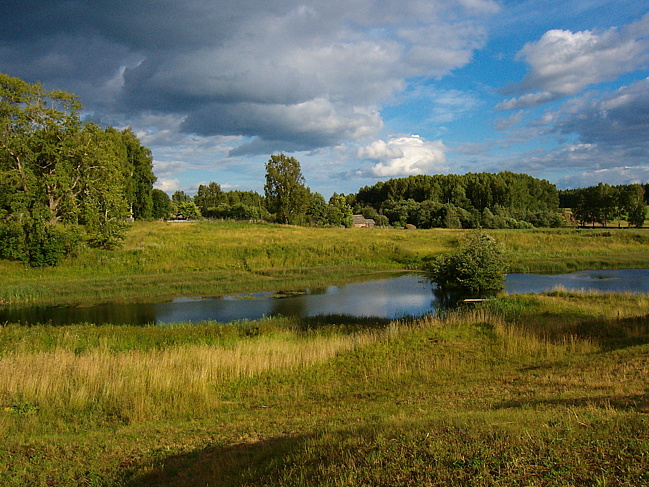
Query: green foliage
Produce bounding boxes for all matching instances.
[172,200,202,220]
[307,192,354,227]
[118,127,156,219]
[25,218,79,266]
[355,172,562,228]
[0,73,155,265]
[194,182,224,216]
[264,153,310,224]
[425,233,506,292]
[328,193,354,227]
[152,188,172,219]
[568,183,646,228]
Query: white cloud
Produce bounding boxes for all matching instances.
[554,77,649,151]
[359,135,449,177]
[501,13,649,109]
[494,110,525,130]
[154,178,180,193]
[496,91,558,111]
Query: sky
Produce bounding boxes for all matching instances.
[1,1,649,198]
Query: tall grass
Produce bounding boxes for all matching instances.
[1,291,634,431]
[2,291,649,485]
[0,319,390,426]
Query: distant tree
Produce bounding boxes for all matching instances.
[194,182,224,217]
[172,190,191,203]
[329,193,353,227]
[119,128,156,220]
[307,192,330,225]
[172,200,201,220]
[622,184,647,228]
[264,153,309,224]
[354,173,561,228]
[425,233,506,293]
[151,189,172,219]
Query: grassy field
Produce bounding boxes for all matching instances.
[0,291,648,485]
[1,221,649,307]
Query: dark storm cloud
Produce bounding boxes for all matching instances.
[0,0,498,154]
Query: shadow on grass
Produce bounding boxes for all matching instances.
[575,314,649,351]
[493,393,649,413]
[126,434,313,487]
[123,414,649,486]
[296,314,394,332]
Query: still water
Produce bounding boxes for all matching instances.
[2,269,648,326]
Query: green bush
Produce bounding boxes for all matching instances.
[0,217,27,262]
[425,233,506,293]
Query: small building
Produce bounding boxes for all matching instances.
[353,215,375,228]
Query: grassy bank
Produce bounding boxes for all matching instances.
[1,221,649,306]
[1,291,648,485]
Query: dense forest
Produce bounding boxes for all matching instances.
[350,172,563,229]
[162,165,646,231]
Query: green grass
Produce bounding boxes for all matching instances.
[1,221,649,307]
[1,291,648,485]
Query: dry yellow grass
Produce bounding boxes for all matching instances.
[0,328,386,423]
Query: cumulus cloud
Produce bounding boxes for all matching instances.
[180,99,383,156]
[499,13,649,110]
[359,135,449,177]
[154,178,181,193]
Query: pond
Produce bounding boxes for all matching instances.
[2,268,648,326]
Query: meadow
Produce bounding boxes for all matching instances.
[1,221,648,485]
[2,220,649,307]
[0,290,648,485]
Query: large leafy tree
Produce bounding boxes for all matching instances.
[0,73,153,264]
[264,153,309,224]
[118,127,156,220]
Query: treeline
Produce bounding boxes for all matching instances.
[559,183,647,228]
[350,172,564,229]
[151,154,355,227]
[162,160,566,230]
[0,73,155,266]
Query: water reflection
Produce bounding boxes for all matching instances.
[1,269,648,326]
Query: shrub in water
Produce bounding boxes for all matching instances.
[425,233,506,293]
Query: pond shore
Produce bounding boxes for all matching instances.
[1,221,649,307]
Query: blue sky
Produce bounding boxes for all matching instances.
[1,0,648,197]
